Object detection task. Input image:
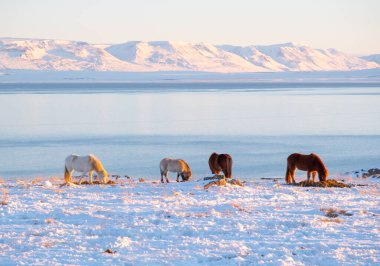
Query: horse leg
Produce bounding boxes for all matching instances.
[291,168,296,184]
[312,172,316,183]
[176,173,180,182]
[89,171,93,184]
[307,171,311,185]
[78,172,87,185]
[165,171,170,183]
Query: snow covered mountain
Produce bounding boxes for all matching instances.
[105,41,266,72]
[0,38,378,72]
[361,54,380,65]
[0,38,143,71]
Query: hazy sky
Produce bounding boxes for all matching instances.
[0,0,379,55]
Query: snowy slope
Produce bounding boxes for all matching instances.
[0,38,379,72]
[106,41,267,72]
[218,45,288,71]
[0,39,143,71]
[253,42,379,71]
[361,54,380,64]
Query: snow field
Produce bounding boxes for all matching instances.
[0,178,379,265]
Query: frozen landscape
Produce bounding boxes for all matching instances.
[1,1,379,265]
[0,174,379,265]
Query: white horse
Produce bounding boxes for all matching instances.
[160,158,192,183]
[64,154,109,184]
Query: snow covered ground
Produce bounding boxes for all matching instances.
[0,176,379,265]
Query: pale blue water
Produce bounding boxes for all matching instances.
[0,83,379,179]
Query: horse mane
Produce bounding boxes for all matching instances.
[182,160,191,172]
[90,155,107,175]
[314,154,328,176]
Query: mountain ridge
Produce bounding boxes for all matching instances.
[0,38,378,72]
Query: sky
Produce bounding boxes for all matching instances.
[0,0,379,55]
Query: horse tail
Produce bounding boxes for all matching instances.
[285,166,291,184]
[64,165,70,183]
[285,154,297,184]
[209,153,218,174]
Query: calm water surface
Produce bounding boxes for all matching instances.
[0,83,379,179]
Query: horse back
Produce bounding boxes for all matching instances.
[160,158,183,172]
[65,154,79,166]
[65,154,94,172]
[287,153,325,172]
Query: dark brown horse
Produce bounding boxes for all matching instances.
[285,153,328,184]
[208,152,233,179]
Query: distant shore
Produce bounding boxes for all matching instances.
[1,69,379,84]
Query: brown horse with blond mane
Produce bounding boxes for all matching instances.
[285,153,328,184]
[208,152,233,179]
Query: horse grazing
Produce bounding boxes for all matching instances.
[64,154,109,184]
[160,158,192,183]
[208,152,233,179]
[285,153,328,184]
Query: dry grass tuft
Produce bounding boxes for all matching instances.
[320,208,353,218]
[204,174,225,181]
[104,249,117,254]
[204,178,227,189]
[138,178,145,183]
[1,189,8,205]
[72,180,116,185]
[49,176,62,183]
[31,177,44,185]
[42,242,54,248]
[228,179,244,186]
[292,179,350,188]
[231,202,251,213]
[204,178,244,189]
[320,217,343,223]
[44,218,55,224]
[172,191,181,196]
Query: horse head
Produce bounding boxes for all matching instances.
[99,170,109,184]
[181,170,192,181]
[318,168,328,182]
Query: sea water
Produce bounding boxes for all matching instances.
[0,83,379,179]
